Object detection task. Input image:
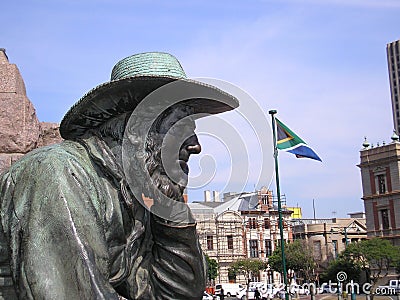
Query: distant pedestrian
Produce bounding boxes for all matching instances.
[220,287,225,300]
[255,287,261,300]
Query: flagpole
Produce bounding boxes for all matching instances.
[269,109,289,300]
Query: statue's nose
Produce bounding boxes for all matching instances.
[185,135,202,155]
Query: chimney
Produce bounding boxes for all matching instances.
[204,190,211,202]
[213,191,220,202]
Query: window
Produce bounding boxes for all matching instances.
[381,209,390,230]
[262,195,270,206]
[332,240,338,259]
[227,235,234,250]
[377,174,386,194]
[275,239,284,248]
[207,235,213,250]
[248,218,257,229]
[313,240,322,261]
[265,240,272,256]
[249,240,259,258]
[264,218,270,229]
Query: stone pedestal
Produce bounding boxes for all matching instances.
[0,49,41,154]
[0,49,62,175]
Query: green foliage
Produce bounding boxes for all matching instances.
[205,254,219,281]
[228,267,237,281]
[229,259,267,299]
[268,240,316,281]
[230,258,268,280]
[340,238,400,283]
[320,257,361,283]
[323,237,400,295]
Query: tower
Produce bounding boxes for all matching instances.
[358,134,400,246]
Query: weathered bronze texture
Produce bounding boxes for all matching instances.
[0,52,238,299]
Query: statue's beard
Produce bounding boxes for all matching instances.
[144,137,185,202]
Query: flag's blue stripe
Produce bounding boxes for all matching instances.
[287,145,322,161]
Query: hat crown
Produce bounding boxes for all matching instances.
[111,52,187,81]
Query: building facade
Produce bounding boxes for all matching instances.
[358,138,400,246]
[189,188,293,285]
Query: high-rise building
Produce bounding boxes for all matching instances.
[387,40,400,133]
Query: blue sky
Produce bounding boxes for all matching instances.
[2,0,400,218]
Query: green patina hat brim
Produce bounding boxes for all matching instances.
[60,75,239,140]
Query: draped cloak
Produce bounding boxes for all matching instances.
[0,136,206,299]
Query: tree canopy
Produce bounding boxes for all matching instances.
[229,258,267,282]
[229,258,268,299]
[268,240,316,282]
[321,237,400,299]
[320,257,361,284]
[340,238,400,285]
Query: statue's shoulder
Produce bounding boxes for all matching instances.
[6,140,90,177]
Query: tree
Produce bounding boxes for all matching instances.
[228,267,237,282]
[230,258,267,282]
[230,258,267,299]
[205,254,219,285]
[268,240,316,283]
[337,238,400,299]
[320,257,361,284]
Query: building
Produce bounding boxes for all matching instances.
[292,217,367,277]
[189,188,293,285]
[387,40,400,133]
[287,207,302,219]
[358,136,400,246]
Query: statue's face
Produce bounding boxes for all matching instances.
[144,105,201,200]
[157,107,201,175]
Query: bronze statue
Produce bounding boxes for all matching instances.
[0,52,239,299]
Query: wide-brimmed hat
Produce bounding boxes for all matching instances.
[60,52,239,139]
